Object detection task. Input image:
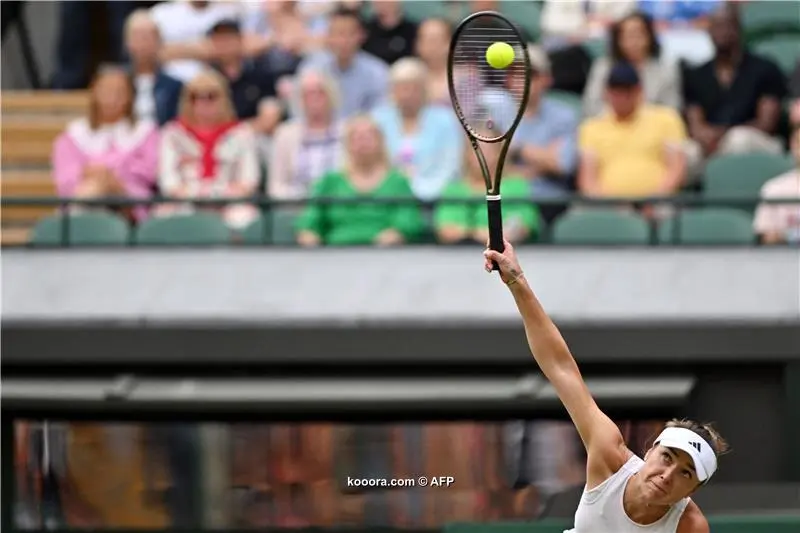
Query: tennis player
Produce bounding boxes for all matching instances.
[484,240,729,533]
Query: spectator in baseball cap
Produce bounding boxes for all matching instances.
[577,60,689,204]
[206,17,282,130]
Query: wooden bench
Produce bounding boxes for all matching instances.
[1,117,69,166]
[1,91,89,115]
[1,226,31,246]
[1,170,57,224]
[1,91,90,244]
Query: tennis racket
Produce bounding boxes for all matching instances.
[447,11,531,271]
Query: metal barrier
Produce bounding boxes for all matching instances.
[2,194,798,247]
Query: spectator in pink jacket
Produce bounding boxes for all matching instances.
[51,64,160,222]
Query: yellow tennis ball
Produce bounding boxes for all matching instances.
[486,42,515,69]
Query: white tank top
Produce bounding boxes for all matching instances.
[563,455,690,533]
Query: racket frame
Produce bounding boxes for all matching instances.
[447,10,531,269]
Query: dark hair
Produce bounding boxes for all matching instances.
[659,418,732,458]
[610,11,660,61]
[330,4,364,28]
[88,63,136,129]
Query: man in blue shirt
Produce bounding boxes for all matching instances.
[500,45,580,221]
[298,6,390,119]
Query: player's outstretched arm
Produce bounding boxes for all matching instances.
[484,241,630,485]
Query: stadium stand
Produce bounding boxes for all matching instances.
[1,0,798,531]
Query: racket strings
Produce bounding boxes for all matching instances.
[451,17,528,142]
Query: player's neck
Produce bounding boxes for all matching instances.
[623,475,671,525]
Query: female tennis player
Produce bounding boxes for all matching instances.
[484,240,729,533]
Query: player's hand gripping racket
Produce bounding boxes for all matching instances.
[448,11,531,271]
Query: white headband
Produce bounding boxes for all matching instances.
[654,427,718,482]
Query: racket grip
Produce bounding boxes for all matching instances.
[487,196,504,271]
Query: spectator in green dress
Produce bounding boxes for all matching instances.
[434,130,541,245]
[295,115,425,246]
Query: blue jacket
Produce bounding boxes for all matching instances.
[127,66,183,126]
[152,70,183,126]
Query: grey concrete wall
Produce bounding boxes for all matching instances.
[2,248,799,323]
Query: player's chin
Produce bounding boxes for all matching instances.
[644,479,676,505]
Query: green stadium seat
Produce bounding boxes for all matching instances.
[241,209,299,245]
[545,90,583,115]
[240,213,268,244]
[135,212,230,245]
[272,208,299,245]
[29,212,130,246]
[753,36,800,76]
[658,208,755,245]
[703,153,795,213]
[499,0,541,42]
[402,0,447,23]
[741,1,800,37]
[583,38,608,60]
[551,208,651,245]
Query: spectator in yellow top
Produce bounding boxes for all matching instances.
[578,62,688,201]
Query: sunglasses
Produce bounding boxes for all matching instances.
[190,91,220,103]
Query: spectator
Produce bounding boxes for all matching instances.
[254,97,285,168]
[298,6,389,119]
[637,0,719,66]
[52,65,159,223]
[414,18,454,109]
[753,100,800,245]
[502,46,579,216]
[151,0,241,83]
[540,0,636,50]
[435,128,540,245]
[295,115,424,247]
[269,69,344,200]
[684,5,787,158]
[583,12,682,118]
[206,19,278,120]
[362,0,418,65]
[241,0,326,80]
[158,69,260,230]
[578,63,688,202]
[372,57,462,201]
[124,9,183,126]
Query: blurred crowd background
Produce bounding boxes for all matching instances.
[3,0,799,529]
[15,419,668,528]
[0,0,798,246]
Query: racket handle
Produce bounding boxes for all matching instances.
[487,195,504,271]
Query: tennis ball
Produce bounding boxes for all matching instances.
[486,42,515,69]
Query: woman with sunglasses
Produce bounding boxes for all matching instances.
[158,69,260,229]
